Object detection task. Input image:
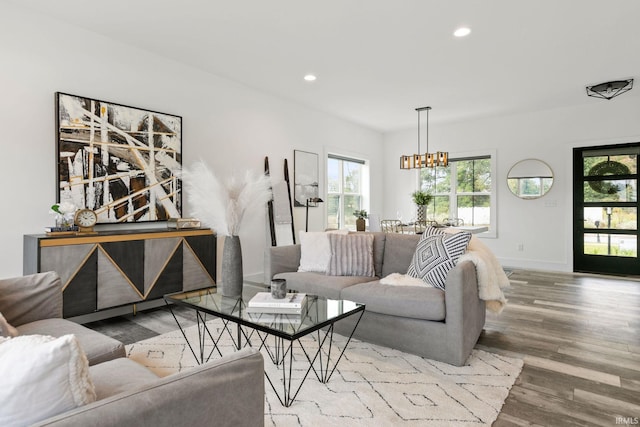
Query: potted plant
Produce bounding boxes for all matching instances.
[353,209,368,232]
[411,190,433,222]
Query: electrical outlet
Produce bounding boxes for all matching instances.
[517,243,524,252]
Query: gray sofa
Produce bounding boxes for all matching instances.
[1,272,265,427]
[267,232,485,366]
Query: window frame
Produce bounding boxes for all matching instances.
[419,149,497,238]
[326,153,369,231]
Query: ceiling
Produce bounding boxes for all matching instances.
[12,0,640,132]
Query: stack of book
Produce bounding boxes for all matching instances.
[246,292,306,314]
[246,311,303,325]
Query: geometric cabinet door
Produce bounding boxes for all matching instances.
[24,229,216,318]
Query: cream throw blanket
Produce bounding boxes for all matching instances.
[381,235,509,313]
[458,236,509,313]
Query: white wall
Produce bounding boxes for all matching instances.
[0,3,383,279]
[384,97,640,272]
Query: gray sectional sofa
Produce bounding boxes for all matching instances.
[267,232,485,366]
[1,272,265,427]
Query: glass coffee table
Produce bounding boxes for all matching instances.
[164,284,365,407]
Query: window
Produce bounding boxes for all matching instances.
[420,155,493,230]
[327,155,366,230]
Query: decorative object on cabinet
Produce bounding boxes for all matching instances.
[56,92,182,224]
[50,202,77,231]
[74,208,98,234]
[23,229,216,319]
[181,161,271,297]
[167,218,201,229]
[294,150,319,207]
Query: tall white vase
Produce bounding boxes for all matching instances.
[221,235,243,297]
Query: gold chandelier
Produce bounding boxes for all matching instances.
[400,106,448,169]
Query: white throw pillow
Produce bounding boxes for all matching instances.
[0,312,18,337]
[0,334,96,426]
[298,230,349,273]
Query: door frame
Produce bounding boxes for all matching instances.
[572,142,639,275]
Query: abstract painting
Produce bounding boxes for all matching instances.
[294,150,319,207]
[56,92,182,223]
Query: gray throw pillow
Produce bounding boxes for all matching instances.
[406,230,471,290]
[327,233,375,277]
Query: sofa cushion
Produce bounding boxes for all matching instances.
[17,318,126,366]
[327,233,375,277]
[0,334,96,426]
[274,271,376,299]
[380,233,421,277]
[340,280,446,321]
[0,271,62,326]
[407,231,472,290]
[90,358,159,400]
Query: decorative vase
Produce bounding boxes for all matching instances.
[221,235,243,297]
[55,213,75,230]
[356,218,366,232]
[416,205,426,223]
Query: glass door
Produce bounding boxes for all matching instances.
[573,143,639,275]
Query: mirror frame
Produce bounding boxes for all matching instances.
[507,158,554,199]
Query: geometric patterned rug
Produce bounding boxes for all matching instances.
[126,319,522,426]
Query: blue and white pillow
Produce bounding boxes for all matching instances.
[406,229,471,290]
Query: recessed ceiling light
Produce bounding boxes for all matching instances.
[453,27,471,37]
[304,74,317,82]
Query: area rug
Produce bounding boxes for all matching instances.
[126,320,522,426]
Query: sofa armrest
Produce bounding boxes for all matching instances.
[0,271,63,326]
[36,348,265,427]
[265,244,301,280]
[443,261,486,365]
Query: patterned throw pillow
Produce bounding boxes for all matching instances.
[327,233,375,277]
[406,230,472,290]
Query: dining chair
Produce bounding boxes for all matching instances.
[380,219,404,233]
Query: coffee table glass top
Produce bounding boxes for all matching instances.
[165,284,364,340]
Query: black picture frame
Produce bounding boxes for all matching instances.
[294,150,319,207]
[55,92,182,223]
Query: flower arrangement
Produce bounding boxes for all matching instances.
[353,209,368,220]
[50,202,77,228]
[181,161,272,236]
[411,190,433,206]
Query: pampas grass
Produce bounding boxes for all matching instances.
[182,161,272,236]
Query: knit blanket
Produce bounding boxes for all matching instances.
[458,236,509,313]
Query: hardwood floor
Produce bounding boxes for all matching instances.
[87,270,640,426]
[480,269,640,426]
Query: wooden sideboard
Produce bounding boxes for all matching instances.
[24,228,216,318]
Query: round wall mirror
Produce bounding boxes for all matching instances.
[507,159,554,199]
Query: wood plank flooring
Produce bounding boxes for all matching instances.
[86,270,640,426]
[479,269,640,427]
